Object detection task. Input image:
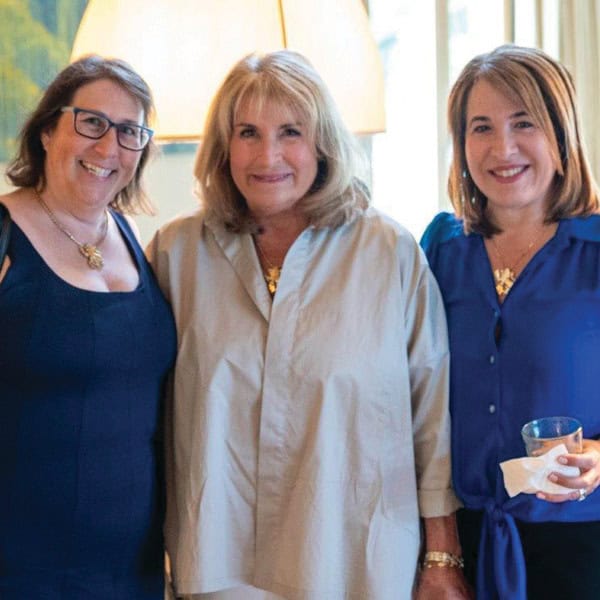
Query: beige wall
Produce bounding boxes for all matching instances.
[135,146,198,245]
[0,168,12,196]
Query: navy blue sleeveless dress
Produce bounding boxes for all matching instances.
[0,209,176,599]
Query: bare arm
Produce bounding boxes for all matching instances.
[416,515,473,600]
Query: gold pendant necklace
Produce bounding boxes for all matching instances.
[490,229,544,298]
[253,237,282,296]
[492,266,517,298]
[36,190,109,270]
[264,266,282,295]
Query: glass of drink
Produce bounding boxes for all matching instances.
[521,416,583,457]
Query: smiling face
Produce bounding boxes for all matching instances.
[228,99,318,226]
[41,78,144,209]
[465,78,557,222]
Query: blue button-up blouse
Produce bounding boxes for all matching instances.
[421,212,600,599]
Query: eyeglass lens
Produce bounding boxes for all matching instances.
[74,110,150,150]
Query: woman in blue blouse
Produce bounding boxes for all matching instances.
[422,45,600,600]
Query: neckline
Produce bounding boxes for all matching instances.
[480,220,562,304]
[6,211,144,295]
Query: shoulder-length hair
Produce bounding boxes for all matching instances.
[6,54,156,215]
[194,50,369,232]
[447,44,599,236]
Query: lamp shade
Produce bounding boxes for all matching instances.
[70,0,385,141]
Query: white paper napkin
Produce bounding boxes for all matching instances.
[500,443,580,498]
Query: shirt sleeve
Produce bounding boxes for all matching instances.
[145,228,172,302]
[402,240,461,517]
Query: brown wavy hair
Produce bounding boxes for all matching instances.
[447,44,599,235]
[6,54,156,215]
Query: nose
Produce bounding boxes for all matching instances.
[93,125,120,156]
[256,136,282,164]
[490,128,518,158]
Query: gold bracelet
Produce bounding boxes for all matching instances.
[422,551,464,569]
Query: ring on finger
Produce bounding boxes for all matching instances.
[578,488,587,502]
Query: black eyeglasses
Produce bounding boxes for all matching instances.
[61,106,154,151]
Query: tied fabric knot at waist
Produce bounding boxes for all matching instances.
[476,500,527,600]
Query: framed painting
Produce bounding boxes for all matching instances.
[0,0,88,162]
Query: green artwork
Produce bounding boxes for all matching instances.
[0,0,88,162]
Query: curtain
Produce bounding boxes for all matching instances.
[559,0,600,182]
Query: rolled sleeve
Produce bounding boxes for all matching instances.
[404,256,460,518]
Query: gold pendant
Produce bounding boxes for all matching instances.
[494,267,515,297]
[265,266,281,295]
[79,243,104,270]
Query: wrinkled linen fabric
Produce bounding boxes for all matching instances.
[149,207,460,600]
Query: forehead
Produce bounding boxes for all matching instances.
[71,78,144,121]
[466,78,523,116]
[235,97,302,125]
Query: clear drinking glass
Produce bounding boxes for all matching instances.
[521,416,583,457]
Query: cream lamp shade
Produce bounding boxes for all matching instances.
[70,0,385,141]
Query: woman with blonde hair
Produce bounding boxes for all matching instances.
[149,50,471,599]
[422,44,600,599]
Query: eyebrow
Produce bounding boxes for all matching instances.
[79,107,143,126]
[468,110,528,127]
[233,121,302,128]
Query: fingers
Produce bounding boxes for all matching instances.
[556,446,598,469]
[548,470,585,490]
[552,447,600,490]
[540,485,599,503]
[536,490,580,503]
[549,469,600,495]
[539,467,600,503]
[534,440,600,504]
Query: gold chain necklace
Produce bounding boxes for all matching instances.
[253,237,282,296]
[36,190,109,270]
[490,230,544,298]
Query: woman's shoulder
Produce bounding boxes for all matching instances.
[350,208,432,273]
[341,209,426,269]
[151,207,207,248]
[420,212,464,253]
[146,207,210,281]
[358,206,417,244]
[0,188,31,216]
[110,211,142,244]
[562,213,600,242]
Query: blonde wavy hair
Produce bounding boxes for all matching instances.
[447,44,599,235]
[194,50,369,232]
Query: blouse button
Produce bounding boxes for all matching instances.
[489,355,496,364]
[489,404,496,414]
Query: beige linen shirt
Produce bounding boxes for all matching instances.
[148,207,460,600]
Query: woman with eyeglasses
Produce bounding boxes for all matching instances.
[0,55,176,598]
